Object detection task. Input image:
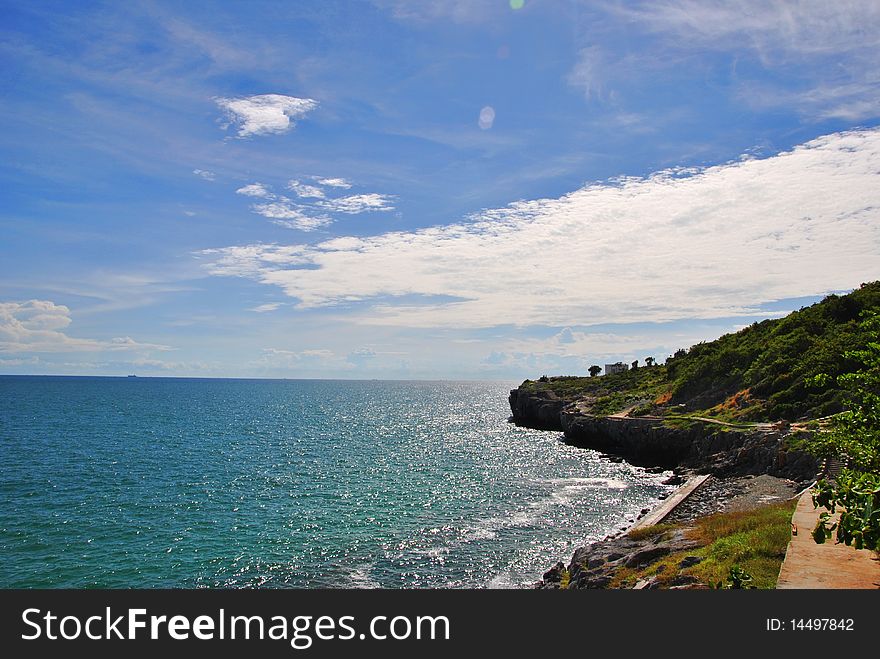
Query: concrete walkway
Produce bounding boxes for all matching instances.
[629,474,710,531]
[776,489,880,589]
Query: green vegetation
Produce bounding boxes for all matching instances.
[520,365,669,416]
[612,499,797,589]
[626,522,676,541]
[558,567,571,589]
[519,281,880,422]
[806,313,880,551]
[666,282,880,421]
[712,565,755,589]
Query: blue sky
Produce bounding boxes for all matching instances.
[1,0,879,379]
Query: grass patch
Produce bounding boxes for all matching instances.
[558,568,570,589]
[626,522,676,542]
[612,499,798,589]
[661,416,699,431]
[520,367,670,416]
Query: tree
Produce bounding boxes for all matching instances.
[807,313,880,551]
[631,359,639,369]
[645,357,655,367]
[589,365,602,377]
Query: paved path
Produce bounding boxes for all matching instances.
[629,474,711,530]
[776,489,880,589]
[607,408,773,432]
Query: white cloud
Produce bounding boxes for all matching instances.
[616,0,880,58]
[314,177,352,189]
[496,327,717,366]
[258,348,337,366]
[236,182,274,198]
[316,236,366,251]
[346,347,376,365]
[316,193,395,214]
[198,244,314,278]
[215,94,319,137]
[607,0,880,120]
[264,348,333,358]
[0,300,172,353]
[0,356,40,366]
[288,179,326,199]
[555,328,576,344]
[128,358,195,371]
[109,336,163,349]
[235,181,390,229]
[200,128,880,330]
[193,169,216,181]
[567,47,606,101]
[252,201,331,231]
[251,303,282,313]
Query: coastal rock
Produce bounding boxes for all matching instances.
[624,546,671,568]
[576,574,613,589]
[667,575,700,587]
[538,528,701,590]
[542,562,566,583]
[514,383,819,590]
[508,388,565,430]
[509,386,819,480]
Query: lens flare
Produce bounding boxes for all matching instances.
[478,106,496,130]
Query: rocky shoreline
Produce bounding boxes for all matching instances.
[509,385,819,589]
[508,386,819,479]
[536,473,806,589]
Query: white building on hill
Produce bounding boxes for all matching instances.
[604,361,629,376]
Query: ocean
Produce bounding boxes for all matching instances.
[0,376,674,588]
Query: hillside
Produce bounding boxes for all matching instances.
[518,281,880,422]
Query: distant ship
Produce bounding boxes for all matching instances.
[127,374,138,378]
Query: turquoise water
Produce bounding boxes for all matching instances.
[0,376,674,588]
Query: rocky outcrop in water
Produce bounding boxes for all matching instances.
[538,528,703,589]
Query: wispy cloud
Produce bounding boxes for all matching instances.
[567,46,606,102]
[288,179,326,199]
[236,182,273,198]
[0,300,172,353]
[613,0,880,59]
[200,127,880,329]
[313,177,352,189]
[265,347,335,360]
[215,94,319,137]
[317,193,395,214]
[251,202,332,231]
[603,0,880,120]
[346,347,376,365]
[374,0,506,24]
[235,181,330,231]
[234,180,394,230]
[255,347,339,370]
[251,303,282,313]
[192,169,216,181]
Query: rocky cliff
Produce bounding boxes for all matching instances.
[510,387,818,481]
[508,387,566,430]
